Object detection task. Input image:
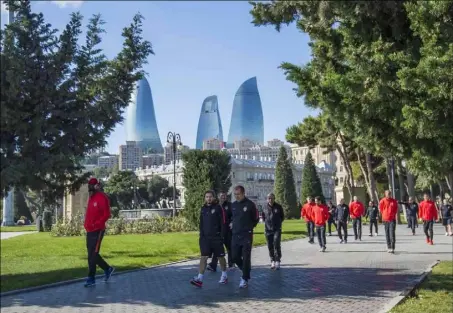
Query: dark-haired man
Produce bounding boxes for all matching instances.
[190,190,228,288]
[399,197,419,235]
[231,185,259,288]
[336,199,349,243]
[365,201,379,236]
[350,196,365,241]
[419,193,439,245]
[379,190,398,253]
[83,178,114,287]
[301,197,315,243]
[262,193,284,270]
[327,201,337,236]
[313,197,329,252]
[207,191,234,271]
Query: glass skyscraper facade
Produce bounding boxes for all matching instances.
[227,77,264,146]
[125,77,163,153]
[195,95,224,149]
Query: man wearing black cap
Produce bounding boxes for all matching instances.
[83,178,114,287]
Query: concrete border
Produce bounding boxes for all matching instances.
[377,260,440,313]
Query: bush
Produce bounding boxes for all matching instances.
[42,210,53,232]
[51,215,195,237]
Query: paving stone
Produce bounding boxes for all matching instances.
[1,225,451,313]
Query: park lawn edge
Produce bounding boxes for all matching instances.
[0,225,36,232]
[390,260,453,313]
[1,220,307,295]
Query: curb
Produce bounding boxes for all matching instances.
[377,260,440,313]
[0,235,304,298]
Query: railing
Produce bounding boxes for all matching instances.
[118,208,184,219]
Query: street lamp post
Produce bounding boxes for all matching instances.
[167,132,182,217]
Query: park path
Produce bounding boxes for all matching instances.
[1,224,451,313]
[0,231,36,240]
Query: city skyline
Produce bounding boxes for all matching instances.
[125,77,164,153]
[195,95,224,149]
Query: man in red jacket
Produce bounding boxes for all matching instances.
[350,196,365,241]
[379,190,398,253]
[419,193,439,245]
[301,197,315,244]
[312,197,329,252]
[84,178,114,287]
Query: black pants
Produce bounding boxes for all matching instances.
[232,233,253,280]
[409,216,417,234]
[337,221,348,241]
[327,219,337,234]
[369,219,378,234]
[86,230,110,278]
[352,217,362,239]
[423,220,434,241]
[384,221,396,250]
[265,230,282,262]
[315,225,326,248]
[209,231,233,269]
[306,221,315,242]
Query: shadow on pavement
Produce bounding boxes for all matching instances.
[0,265,420,310]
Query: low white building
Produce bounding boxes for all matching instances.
[98,155,119,169]
[135,156,335,210]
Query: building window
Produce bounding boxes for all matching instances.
[340,177,344,184]
[340,166,344,172]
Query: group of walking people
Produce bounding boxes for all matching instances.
[80,176,453,289]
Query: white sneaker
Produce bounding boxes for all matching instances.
[275,261,280,270]
[239,278,248,288]
[375,233,378,236]
[446,232,449,236]
[270,261,275,269]
[218,275,228,284]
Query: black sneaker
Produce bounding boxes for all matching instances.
[190,277,203,288]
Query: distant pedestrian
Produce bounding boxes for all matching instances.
[301,197,315,244]
[207,191,234,272]
[336,199,349,243]
[379,190,398,253]
[231,185,259,288]
[262,193,284,270]
[327,201,337,236]
[190,190,228,288]
[350,196,365,241]
[440,199,453,236]
[400,197,419,235]
[83,178,114,287]
[419,194,439,245]
[312,197,329,252]
[365,201,379,236]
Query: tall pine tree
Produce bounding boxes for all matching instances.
[273,146,298,218]
[300,152,325,203]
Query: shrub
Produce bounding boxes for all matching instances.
[51,215,195,237]
[42,210,53,232]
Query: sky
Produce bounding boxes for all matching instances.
[1,1,315,154]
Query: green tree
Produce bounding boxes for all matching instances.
[182,150,231,227]
[13,189,33,222]
[273,146,298,218]
[300,152,325,203]
[0,1,153,205]
[93,167,112,180]
[147,175,169,205]
[103,171,148,209]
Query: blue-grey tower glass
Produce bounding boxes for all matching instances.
[125,77,163,153]
[227,77,264,146]
[195,95,224,149]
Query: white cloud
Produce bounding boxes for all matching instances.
[51,1,84,8]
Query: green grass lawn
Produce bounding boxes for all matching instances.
[0,225,36,232]
[391,261,453,313]
[0,219,306,293]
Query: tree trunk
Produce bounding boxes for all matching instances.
[336,143,354,200]
[438,181,444,200]
[407,171,416,199]
[386,159,393,192]
[445,173,453,196]
[397,159,407,223]
[356,150,373,203]
[365,153,379,204]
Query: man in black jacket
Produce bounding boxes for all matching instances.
[365,201,379,236]
[207,191,233,271]
[399,197,419,235]
[327,201,337,236]
[262,193,284,270]
[190,190,228,288]
[231,185,259,289]
[336,199,349,243]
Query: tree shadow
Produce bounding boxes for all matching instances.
[0,264,421,310]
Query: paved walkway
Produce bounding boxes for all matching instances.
[0,231,36,240]
[1,225,451,313]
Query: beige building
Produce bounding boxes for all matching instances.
[62,184,90,220]
[142,153,164,168]
[98,155,119,169]
[226,139,290,162]
[164,143,190,165]
[290,144,336,166]
[119,141,143,171]
[202,138,224,150]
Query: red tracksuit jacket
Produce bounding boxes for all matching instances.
[84,192,111,232]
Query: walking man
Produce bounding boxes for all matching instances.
[190,190,228,287]
[231,185,260,288]
[350,196,365,241]
[365,201,379,236]
[301,197,315,243]
[312,197,329,252]
[83,178,114,287]
[262,193,284,270]
[327,201,337,236]
[336,199,349,243]
[400,197,419,235]
[419,193,439,245]
[207,191,233,271]
[379,190,398,253]
[440,199,453,236]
